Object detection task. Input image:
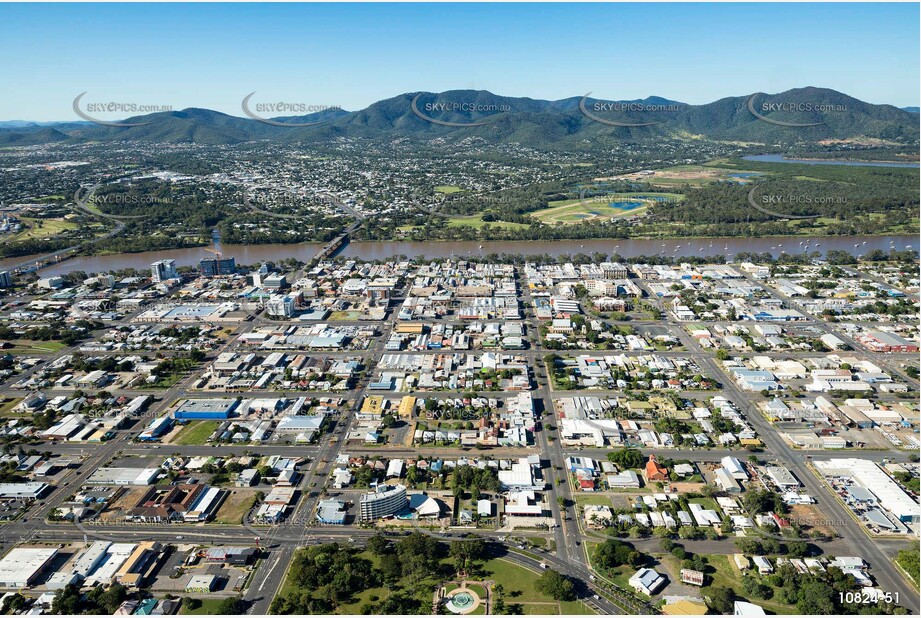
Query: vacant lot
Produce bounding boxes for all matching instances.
[172,421,220,445]
[446,215,529,229]
[212,490,258,525]
[6,339,68,354]
[179,598,226,615]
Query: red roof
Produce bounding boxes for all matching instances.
[645,455,668,481]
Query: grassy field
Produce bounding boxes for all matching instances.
[276,550,410,614]
[532,192,680,225]
[559,600,598,615]
[608,162,764,188]
[275,549,594,615]
[173,421,220,445]
[446,215,529,229]
[5,340,69,354]
[0,397,22,415]
[329,310,364,320]
[434,185,463,194]
[573,494,616,507]
[212,490,258,524]
[480,558,554,603]
[179,598,226,615]
[7,217,78,242]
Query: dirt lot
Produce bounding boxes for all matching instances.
[788,503,839,537]
[99,486,149,521]
[212,489,258,524]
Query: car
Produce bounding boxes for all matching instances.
[589,575,596,581]
[593,595,600,600]
[539,563,548,569]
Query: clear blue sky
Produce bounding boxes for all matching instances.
[1,3,918,121]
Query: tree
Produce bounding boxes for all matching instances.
[607,448,645,469]
[449,539,486,571]
[367,534,391,556]
[742,575,773,600]
[707,586,735,614]
[379,552,402,583]
[182,598,202,611]
[593,539,643,569]
[535,570,576,601]
[217,597,247,615]
[796,579,836,614]
[1,593,27,614]
[396,532,443,576]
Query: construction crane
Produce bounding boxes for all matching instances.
[204,247,223,259]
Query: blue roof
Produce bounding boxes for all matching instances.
[133,599,157,615]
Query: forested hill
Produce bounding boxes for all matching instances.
[0,87,917,149]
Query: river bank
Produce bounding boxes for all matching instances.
[3,234,916,278]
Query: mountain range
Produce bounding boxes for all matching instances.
[1,87,917,148]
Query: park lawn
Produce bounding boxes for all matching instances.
[212,490,258,524]
[446,215,528,230]
[12,217,79,242]
[559,600,597,615]
[277,550,426,615]
[434,186,463,194]
[179,598,226,615]
[520,603,559,614]
[332,584,392,614]
[7,340,68,354]
[584,541,633,590]
[480,558,558,603]
[173,421,220,445]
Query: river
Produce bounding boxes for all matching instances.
[4,235,917,278]
[742,154,920,168]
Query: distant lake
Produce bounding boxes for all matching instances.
[609,200,644,210]
[743,154,920,168]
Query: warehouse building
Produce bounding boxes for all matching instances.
[815,458,920,524]
[86,467,159,486]
[139,416,173,441]
[0,483,50,501]
[173,398,240,420]
[115,542,164,588]
[202,547,258,565]
[0,547,59,588]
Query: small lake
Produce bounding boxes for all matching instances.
[609,201,644,210]
[743,154,920,168]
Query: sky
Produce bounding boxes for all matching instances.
[1,2,918,121]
